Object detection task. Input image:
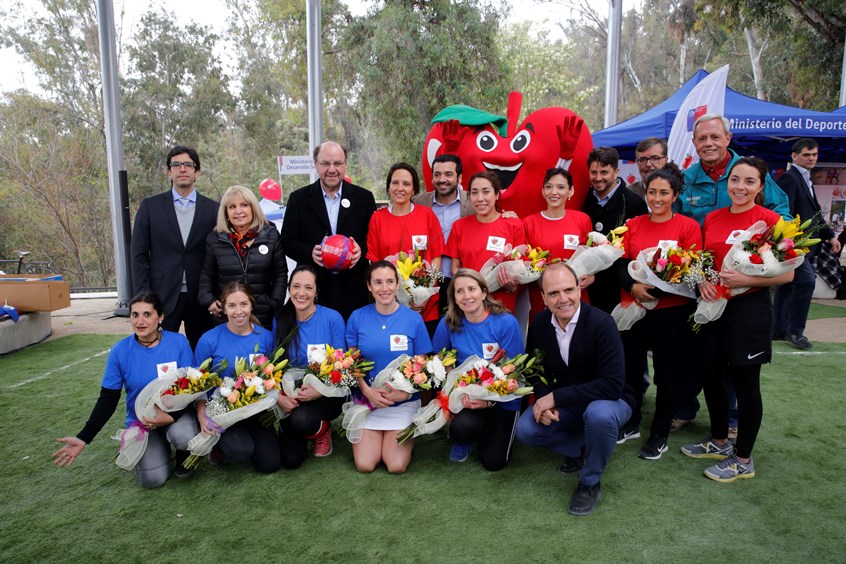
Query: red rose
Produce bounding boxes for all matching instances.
[750,234,763,244]
[669,254,682,266]
[749,254,763,264]
[785,249,798,260]
[178,377,190,389]
[330,370,342,384]
[162,389,174,396]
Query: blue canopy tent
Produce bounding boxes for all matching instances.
[593,69,846,163]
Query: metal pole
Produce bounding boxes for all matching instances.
[603,0,623,128]
[840,26,846,107]
[95,0,131,316]
[306,0,323,183]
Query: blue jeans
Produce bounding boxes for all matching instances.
[773,258,815,336]
[516,399,631,486]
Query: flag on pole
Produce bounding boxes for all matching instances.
[667,65,730,170]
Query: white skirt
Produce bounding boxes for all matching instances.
[363,399,421,431]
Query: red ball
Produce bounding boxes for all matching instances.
[321,235,353,271]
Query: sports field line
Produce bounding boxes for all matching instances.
[8,349,111,390]
[773,350,846,356]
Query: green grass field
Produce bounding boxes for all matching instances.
[1,334,844,562]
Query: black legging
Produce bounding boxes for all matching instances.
[217,415,283,473]
[702,364,762,459]
[621,303,697,438]
[278,396,345,469]
[449,407,519,471]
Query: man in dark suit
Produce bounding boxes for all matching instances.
[130,145,219,348]
[581,146,648,313]
[281,141,377,320]
[515,263,634,516]
[773,138,841,349]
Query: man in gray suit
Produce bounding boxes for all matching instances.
[131,145,219,347]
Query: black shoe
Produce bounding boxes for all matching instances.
[785,333,812,350]
[771,331,785,341]
[208,445,225,466]
[174,450,194,479]
[616,421,641,444]
[557,454,585,474]
[638,435,669,460]
[568,481,601,516]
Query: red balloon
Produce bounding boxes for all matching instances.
[321,235,353,271]
[259,178,282,201]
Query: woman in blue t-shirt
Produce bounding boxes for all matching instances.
[273,265,346,468]
[194,281,278,472]
[346,260,433,473]
[53,293,196,488]
[432,268,525,471]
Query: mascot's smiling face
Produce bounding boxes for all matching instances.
[422,93,594,219]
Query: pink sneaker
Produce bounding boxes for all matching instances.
[312,421,333,458]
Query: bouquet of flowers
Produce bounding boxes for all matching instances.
[611,244,717,330]
[566,226,627,278]
[341,349,457,443]
[112,358,225,471]
[396,348,540,444]
[183,348,290,468]
[481,244,554,292]
[692,216,819,327]
[390,251,443,308]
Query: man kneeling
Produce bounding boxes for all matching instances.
[516,263,634,516]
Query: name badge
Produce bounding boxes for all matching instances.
[412,235,428,251]
[390,334,409,352]
[657,239,678,254]
[726,230,744,244]
[482,342,499,360]
[563,234,580,250]
[156,361,178,380]
[486,236,506,253]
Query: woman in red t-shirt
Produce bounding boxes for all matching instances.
[617,163,702,461]
[367,163,445,330]
[681,157,794,483]
[445,172,526,312]
[523,167,593,322]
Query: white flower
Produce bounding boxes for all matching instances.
[222,377,236,388]
[761,249,779,268]
[730,250,751,267]
[427,359,446,387]
[588,231,609,245]
[249,376,264,389]
[219,386,232,397]
[254,383,266,395]
[308,347,327,364]
[491,366,506,381]
[185,367,203,380]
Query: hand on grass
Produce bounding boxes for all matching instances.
[53,437,85,467]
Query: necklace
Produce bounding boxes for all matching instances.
[376,304,398,330]
[136,332,161,348]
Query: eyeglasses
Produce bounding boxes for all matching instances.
[635,155,667,165]
[170,161,196,170]
[316,160,346,169]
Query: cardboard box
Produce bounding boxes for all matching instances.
[0,274,71,312]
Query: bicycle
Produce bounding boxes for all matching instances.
[0,251,57,275]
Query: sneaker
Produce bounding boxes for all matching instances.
[568,481,601,516]
[174,450,194,479]
[704,454,756,483]
[771,331,785,341]
[638,435,669,460]
[785,333,812,350]
[616,422,641,444]
[449,442,472,463]
[208,445,225,466]
[670,418,696,432]
[313,422,333,457]
[727,426,738,443]
[680,437,734,459]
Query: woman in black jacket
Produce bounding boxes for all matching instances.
[198,185,287,328]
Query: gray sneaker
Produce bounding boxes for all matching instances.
[680,437,733,459]
[704,455,756,483]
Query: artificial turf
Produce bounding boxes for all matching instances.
[1,334,844,562]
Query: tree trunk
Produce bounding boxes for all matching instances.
[678,37,687,87]
[743,26,767,100]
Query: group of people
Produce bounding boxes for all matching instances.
[52,114,841,517]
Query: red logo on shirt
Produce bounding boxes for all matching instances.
[394,336,401,344]
[486,344,494,352]
[161,365,169,373]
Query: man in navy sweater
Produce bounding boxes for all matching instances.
[516,263,634,516]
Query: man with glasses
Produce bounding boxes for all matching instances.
[281,141,377,319]
[131,145,219,347]
[628,138,668,199]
